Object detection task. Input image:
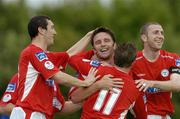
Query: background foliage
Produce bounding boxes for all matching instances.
[0,0,180,118]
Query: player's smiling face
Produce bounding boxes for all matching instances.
[44,20,57,46]
[143,24,164,51]
[93,32,115,61]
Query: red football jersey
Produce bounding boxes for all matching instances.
[131,50,180,116]
[0,74,18,106]
[0,74,65,118]
[16,44,68,116]
[69,53,140,119]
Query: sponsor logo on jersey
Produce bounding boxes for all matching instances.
[90,60,100,67]
[6,83,16,92]
[175,59,180,67]
[35,52,48,61]
[161,69,169,77]
[146,87,160,93]
[46,79,54,86]
[44,61,54,70]
[53,97,62,110]
[2,94,12,102]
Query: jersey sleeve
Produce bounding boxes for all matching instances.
[50,52,69,71]
[168,54,180,75]
[68,74,85,99]
[127,78,140,102]
[171,53,180,67]
[0,74,18,106]
[75,50,94,59]
[126,78,147,119]
[69,55,92,75]
[133,94,147,119]
[30,50,60,80]
[53,85,65,113]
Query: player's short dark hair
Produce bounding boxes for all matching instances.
[114,43,136,67]
[140,22,161,35]
[91,27,116,46]
[28,15,51,39]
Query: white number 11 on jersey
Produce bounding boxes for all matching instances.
[93,88,122,115]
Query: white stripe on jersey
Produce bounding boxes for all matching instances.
[21,62,39,101]
[118,109,128,119]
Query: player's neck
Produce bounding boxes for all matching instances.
[142,48,160,62]
[31,36,48,51]
[115,66,130,74]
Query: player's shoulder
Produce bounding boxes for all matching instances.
[160,50,179,59]
[48,51,69,59]
[49,51,68,56]
[135,51,143,61]
[10,73,18,83]
[114,67,134,82]
[123,74,135,84]
[21,44,43,56]
[83,59,101,67]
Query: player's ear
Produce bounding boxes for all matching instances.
[113,43,117,50]
[38,27,46,35]
[141,34,147,42]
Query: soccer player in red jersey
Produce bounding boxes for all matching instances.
[0,74,18,115]
[69,43,139,119]
[131,22,180,119]
[0,51,80,118]
[9,15,101,119]
[68,26,121,95]
[0,73,80,118]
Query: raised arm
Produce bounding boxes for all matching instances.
[66,30,94,57]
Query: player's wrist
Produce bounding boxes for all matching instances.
[94,81,102,89]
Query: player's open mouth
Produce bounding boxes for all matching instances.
[100,48,108,52]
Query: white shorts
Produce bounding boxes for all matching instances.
[147,114,171,119]
[10,107,46,119]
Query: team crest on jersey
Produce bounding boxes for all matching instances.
[175,59,180,67]
[161,69,169,77]
[2,94,12,102]
[90,60,100,67]
[35,52,48,61]
[6,83,16,92]
[44,61,54,70]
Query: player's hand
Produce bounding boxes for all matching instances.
[97,74,124,92]
[135,79,154,92]
[83,67,100,86]
[82,30,94,41]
